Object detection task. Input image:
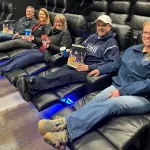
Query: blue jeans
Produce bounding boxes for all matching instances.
[0,49,44,75]
[30,65,88,95]
[0,33,14,41]
[65,85,150,141]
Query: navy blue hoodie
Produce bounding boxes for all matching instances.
[82,30,120,71]
[98,44,150,99]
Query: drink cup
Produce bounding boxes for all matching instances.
[60,46,68,57]
[25,29,31,36]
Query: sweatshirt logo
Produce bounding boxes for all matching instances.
[86,44,98,53]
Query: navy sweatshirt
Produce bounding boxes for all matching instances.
[82,30,120,71]
[98,44,150,99]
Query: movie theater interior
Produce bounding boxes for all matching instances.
[0,0,150,149]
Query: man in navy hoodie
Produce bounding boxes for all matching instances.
[16,15,120,102]
[36,21,150,149]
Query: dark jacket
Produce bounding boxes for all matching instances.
[83,30,120,71]
[98,44,150,99]
[12,16,37,35]
[34,28,72,54]
[32,23,52,37]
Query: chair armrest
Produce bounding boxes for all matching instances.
[2,20,17,24]
[47,53,68,68]
[85,74,112,93]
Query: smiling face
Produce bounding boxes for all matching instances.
[38,10,47,23]
[96,20,111,37]
[142,24,150,48]
[26,7,34,19]
[54,19,63,30]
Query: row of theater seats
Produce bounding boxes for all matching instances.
[36,0,150,21]
[37,0,93,15]
[0,1,150,149]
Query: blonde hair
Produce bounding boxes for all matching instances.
[54,14,67,29]
[38,8,50,24]
[143,21,150,27]
[143,21,150,59]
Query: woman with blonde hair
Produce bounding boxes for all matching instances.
[0,13,72,76]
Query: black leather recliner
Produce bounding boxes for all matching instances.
[0,1,15,21]
[108,0,132,25]
[47,0,56,12]
[87,0,108,23]
[129,1,150,45]
[51,92,150,150]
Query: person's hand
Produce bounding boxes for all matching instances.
[21,35,27,41]
[66,49,70,53]
[88,69,100,76]
[76,64,88,71]
[108,89,120,98]
[12,32,19,39]
[29,35,34,41]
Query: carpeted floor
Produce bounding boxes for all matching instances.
[0,77,17,98]
[0,78,69,150]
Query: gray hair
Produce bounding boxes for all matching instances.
[26,6,35,14]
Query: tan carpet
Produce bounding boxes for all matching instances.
[0,79,69,150]
[0,77,17,98]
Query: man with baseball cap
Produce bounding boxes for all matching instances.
[97,15,112,25]
[17,15,120,106]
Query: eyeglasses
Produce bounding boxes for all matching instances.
[142,32,150,36]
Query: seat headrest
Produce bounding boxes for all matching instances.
[112,24,132,51]
[65,13,87,37]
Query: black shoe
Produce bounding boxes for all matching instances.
[16,77,31,102]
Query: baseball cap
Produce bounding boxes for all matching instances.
[97,15,112,25]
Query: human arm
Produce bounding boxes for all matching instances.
[31,24,52,45]
[108,89,120,98]
[47,30,72,53]
[76,64,89,71]
[88,44,120,71]
[118,78,150,96]
[97,57,121,74]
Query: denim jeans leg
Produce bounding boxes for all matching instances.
[65,93,150,141]
[0,34,14,41]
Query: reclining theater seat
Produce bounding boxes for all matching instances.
[0,1,15,21]
[108,0,132,25]
[30,13,88,111]
[129,1,150,44]
[47,0,56,12]
[86,0,108,35]
[31,14,133,112]
[51,92,150,150]
[87,0,108,23]
[36,0,47,9]
[54,0,74,14]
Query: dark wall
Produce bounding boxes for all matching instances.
[0,0,40,20]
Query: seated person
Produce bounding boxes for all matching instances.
[0,14,72,76]
[16,15,120,102]
[36,21,150,149]
[0,6,37,41]
[0,8,52,50]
